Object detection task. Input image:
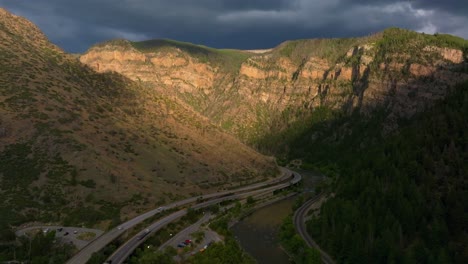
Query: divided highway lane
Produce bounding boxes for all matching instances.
[106,171,302,264]
[293,194,335,264]
[107,209,189,263]
[66,167,296,264]
[157,213,214,251]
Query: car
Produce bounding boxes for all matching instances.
[137,229,151,240]
[177,243,186,248]
[199,248,205,253]
[117,226,123,230]
[43,228,49,233]
[64,232,69,236]
[73,230,78,234]
[183,239,192,245]
[204,245,208,249]
[57,228,63,232]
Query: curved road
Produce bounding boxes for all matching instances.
[293,194,335,264]
[106,171,301,264]
[66,167,298,264]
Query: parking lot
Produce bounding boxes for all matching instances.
[15,226,104,250]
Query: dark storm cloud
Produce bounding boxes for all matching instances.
[412,0,468,16]
[0,0,466,53]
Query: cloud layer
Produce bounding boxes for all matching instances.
[1,0,467,53]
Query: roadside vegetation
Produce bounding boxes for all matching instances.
[0,231,74,263]
[188,202,256,264]
[279,217,321,264]
[124,201,255,263]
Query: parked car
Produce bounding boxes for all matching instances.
[43,228,49,233]
[57,228,63,232]
[177,243,186,248]
[64,232,69,236]
[73,230,78,234]
[183,239,192,245]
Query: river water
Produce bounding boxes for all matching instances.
[232,197,295,264]
[231,169,323,264]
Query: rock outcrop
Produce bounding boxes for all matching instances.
[80,29,468,143]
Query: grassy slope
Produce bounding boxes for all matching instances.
[130,38,252,74]
[0,9,276,240]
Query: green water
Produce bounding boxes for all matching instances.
[231,170,323,264]
[232,197,295,264]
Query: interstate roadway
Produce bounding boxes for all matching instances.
[66,167,299,264]
[106,171,301,263]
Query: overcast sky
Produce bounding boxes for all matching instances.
[1,0,467,53]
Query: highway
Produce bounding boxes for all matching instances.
[66,167,298,264]
[106,171,301,263]
[293,194,335,264]
[157,212,214,251]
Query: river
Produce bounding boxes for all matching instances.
[232,197,295,264]
[231,169,323,264]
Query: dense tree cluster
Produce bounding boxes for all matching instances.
[279,217,321,264]
[0,231,74,263]
[190,239,256,264]
[303,82,468,263]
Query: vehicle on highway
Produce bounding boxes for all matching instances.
[137,229,151,240]
[64,232,69,236]
[66,168,301,264]
[73,230,78,234]
[57,228,63,232]
[117,226,123,230]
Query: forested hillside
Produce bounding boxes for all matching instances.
[305,81,468,263]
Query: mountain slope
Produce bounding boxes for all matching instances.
[80,27,468,264]
[306,81,468,263]
[81,29,468,149]
[0,8,276,237]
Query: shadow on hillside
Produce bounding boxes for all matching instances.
[255,58,468,158]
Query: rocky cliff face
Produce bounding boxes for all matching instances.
[81,29,468,145]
